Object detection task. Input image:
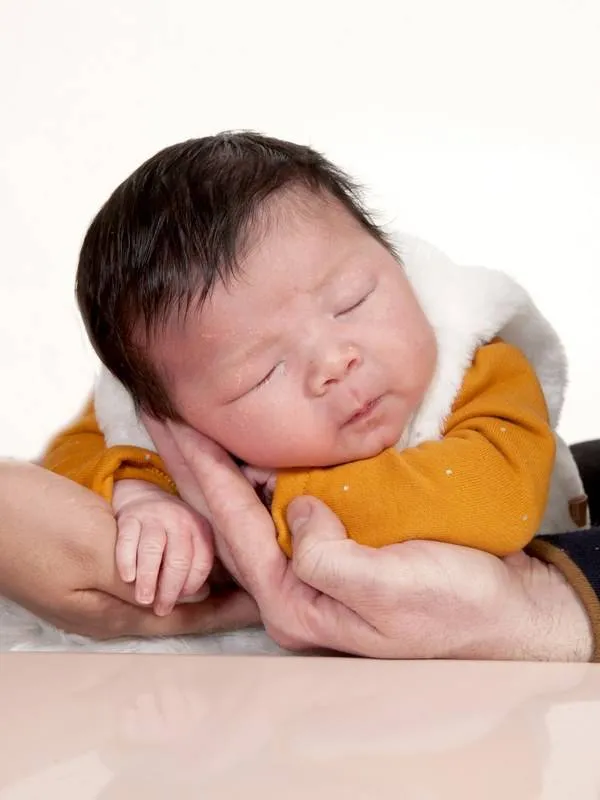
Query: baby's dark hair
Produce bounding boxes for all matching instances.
[76,131,393,420]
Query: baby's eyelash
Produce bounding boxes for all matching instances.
[252,363,279,391]
[338,288,374,316]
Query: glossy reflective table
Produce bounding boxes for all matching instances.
[1,654,599,798]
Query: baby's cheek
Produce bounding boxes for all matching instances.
[219,400,327,468]
[223,427,282,468]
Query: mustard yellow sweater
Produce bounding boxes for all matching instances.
[44,340,555,557]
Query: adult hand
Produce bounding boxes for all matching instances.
[146,421,593,661]
[0,460,259,639]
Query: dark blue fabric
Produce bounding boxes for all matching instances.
[536,528,600,597]
[571,440,600,526]
[536,441,600,600]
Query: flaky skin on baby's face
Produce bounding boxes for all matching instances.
[149,189,437,470]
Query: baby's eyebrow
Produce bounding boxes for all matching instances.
[220,251,367,370]
[314,248,361,291]
[225,330,279,370]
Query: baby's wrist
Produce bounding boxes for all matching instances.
[113,479,163,511]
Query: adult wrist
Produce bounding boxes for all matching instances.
[527,530,600,662]
[525,561,594,662]
[449,552,592,662]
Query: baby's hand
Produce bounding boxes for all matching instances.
[113,480,214,616]
[241,465,277,506]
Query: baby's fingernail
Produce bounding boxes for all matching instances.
[287,498,312,535]
[137,590,154,605]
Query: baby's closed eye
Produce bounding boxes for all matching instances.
[252,363,280,391]
[336,289,373,316]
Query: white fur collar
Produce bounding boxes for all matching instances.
[396,235,567,447]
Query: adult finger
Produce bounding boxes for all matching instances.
[115,516,141,583]
[75,587,261,639]
[166,423,287,603]
[135,523,166,606]
[288,497,410,618]
[153,525,195,616]
[128,589,261,638]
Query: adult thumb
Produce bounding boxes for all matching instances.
[287,496,371,599]
[287,496,348,558]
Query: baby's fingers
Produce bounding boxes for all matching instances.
[181,518,214,598]
[115,517,142,584]
[154,529,194,616]
[135,523,167,606]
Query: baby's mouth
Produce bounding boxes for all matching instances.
[343,396,382,427]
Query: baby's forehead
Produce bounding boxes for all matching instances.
[252,186,366,248]
[246,192,371,274]
[152,192,375,351]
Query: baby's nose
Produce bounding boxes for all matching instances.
[307,345,361,396]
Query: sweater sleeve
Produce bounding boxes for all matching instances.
[272,340,555,557]
[41,399,176,502]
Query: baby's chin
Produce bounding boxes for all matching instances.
[338,424,403,464]
[238,425,401,470]
[334,441,394,465]
[293,436,398,469]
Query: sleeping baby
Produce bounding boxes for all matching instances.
[44,131,588,614]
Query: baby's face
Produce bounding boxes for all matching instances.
[150,192,437,468]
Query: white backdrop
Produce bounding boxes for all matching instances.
[1,0,599,459]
